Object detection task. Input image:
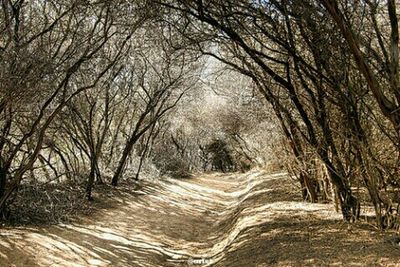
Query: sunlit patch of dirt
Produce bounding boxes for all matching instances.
[1,170,400,266]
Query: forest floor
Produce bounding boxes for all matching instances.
[1,170,400,266]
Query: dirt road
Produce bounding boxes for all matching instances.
[0,171,399,266]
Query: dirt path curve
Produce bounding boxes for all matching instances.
[1,171,400,267]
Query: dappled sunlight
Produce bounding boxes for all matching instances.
[1,171,400,266]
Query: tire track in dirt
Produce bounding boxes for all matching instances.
[0,171,399,266]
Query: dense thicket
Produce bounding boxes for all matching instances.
[0,0,203,212]
[0,0,399,229]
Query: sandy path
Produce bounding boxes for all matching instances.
[0,171,400,266]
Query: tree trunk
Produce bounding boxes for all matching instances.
[303,172,318,203]
[111,141,134,186]
[86,157,96,201]
[95,161,103,184]
[0,168,7,216]
[320,154,359,221]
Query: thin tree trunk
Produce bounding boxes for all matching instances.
[86,158,96,201]
[0,167,7,206]
[111,140,135,186]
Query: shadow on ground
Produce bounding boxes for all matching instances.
[1,171,400,266]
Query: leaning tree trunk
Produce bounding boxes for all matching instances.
[111,141,134,186]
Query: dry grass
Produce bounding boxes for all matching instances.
[4,183,92,226]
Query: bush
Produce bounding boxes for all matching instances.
[153,153,192,179]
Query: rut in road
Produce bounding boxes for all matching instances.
[0,171,399,267]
